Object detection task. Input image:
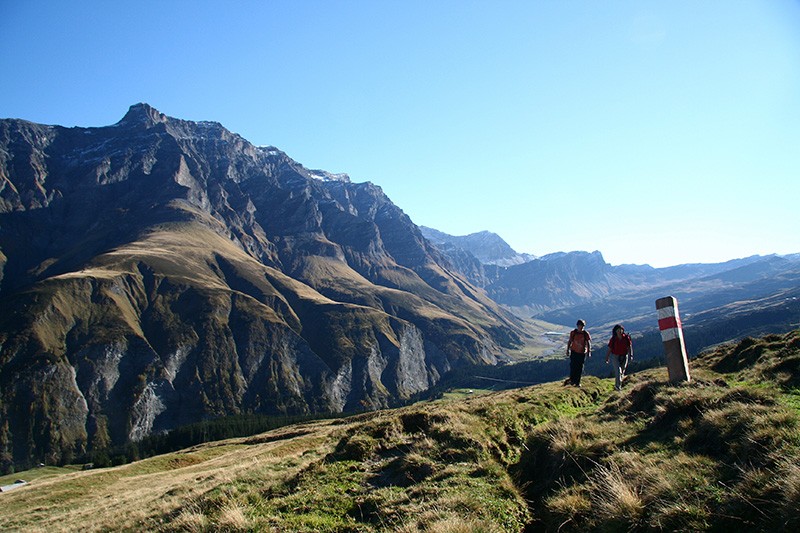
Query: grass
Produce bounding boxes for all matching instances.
[0,465,85,486]
[439,388,493,401]
[1,329,798,532]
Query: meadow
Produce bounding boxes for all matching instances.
[1,330,798,532]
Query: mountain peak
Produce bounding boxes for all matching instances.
[117,103,169,128]
[420,226,535,266]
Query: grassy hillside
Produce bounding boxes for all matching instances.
[1,330,798,532]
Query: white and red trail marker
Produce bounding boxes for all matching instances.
[656,296,691,383]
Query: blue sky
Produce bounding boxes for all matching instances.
[2,1,799,267]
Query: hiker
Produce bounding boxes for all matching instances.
[605,324,633,391]
[566,319,591,387]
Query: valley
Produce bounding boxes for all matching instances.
[1,104,798,489]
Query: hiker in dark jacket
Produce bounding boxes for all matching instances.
[566,319,591,387]
[606,324,633,391]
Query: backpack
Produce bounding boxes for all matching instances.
[569,329,589,353]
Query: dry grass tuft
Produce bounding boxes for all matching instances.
[171,505,209,532]
[589,460,645,526]
[216,499,251,531]
[779,459,800,528]
[395,514,506,533]
[543,484,592,525]
[540,416,613,475]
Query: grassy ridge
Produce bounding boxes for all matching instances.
[0,330,798,531]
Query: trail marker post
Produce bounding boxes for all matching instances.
[656,296,691,383]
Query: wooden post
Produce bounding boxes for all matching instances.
[655,296,691,383]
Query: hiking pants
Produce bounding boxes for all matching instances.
[612,354,628,390]
[569,351,586,386]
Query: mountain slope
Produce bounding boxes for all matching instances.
[1,329,797,531]
[0,104,528,468]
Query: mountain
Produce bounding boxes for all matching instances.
[419,227,535,267]
[420,244,654,313]
[421,228,800,332]
[0,104,528,468]
[417,230,648,313]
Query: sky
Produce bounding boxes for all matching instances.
[1,0,799,268]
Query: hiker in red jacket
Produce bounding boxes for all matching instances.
[566,319,591,387]
[606,324,633,391]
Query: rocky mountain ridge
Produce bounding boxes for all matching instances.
[0,104,527,468]
[420,226,535,267]
[423,227,800,326]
